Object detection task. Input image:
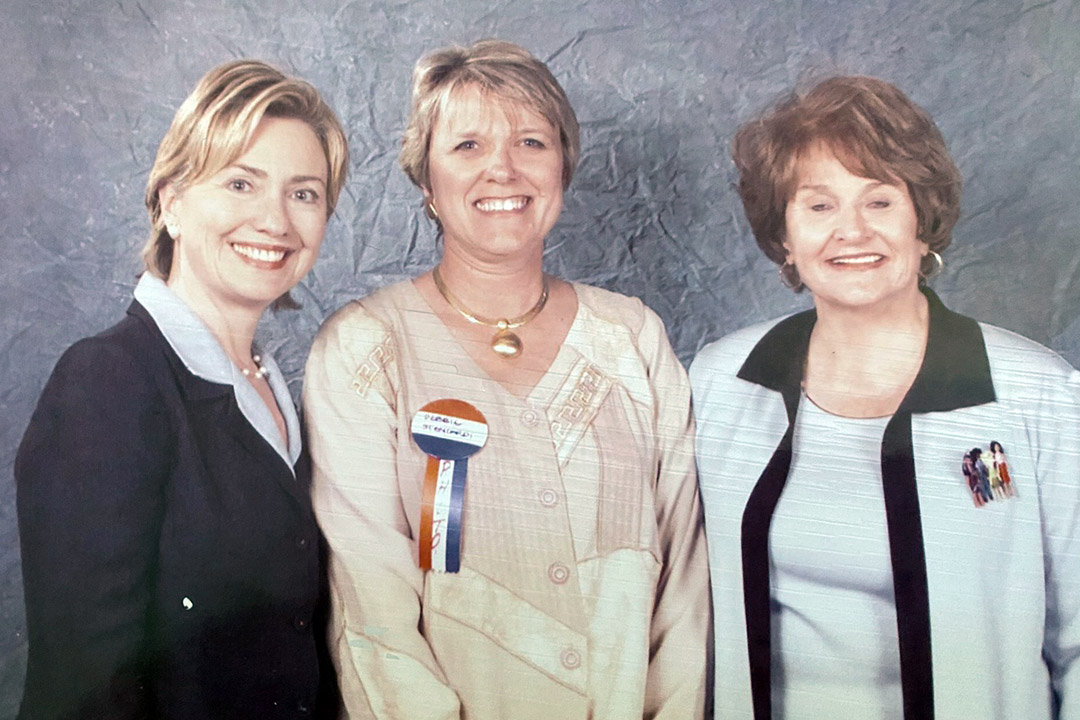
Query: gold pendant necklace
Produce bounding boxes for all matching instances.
[432,266,549,359]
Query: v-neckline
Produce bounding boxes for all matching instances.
[402,278,584,405]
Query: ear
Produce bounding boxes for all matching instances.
[423,188,439,221]
[159,183,182,238]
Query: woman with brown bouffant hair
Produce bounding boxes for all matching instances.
[731,76,960,294]
[692,76,1080,718]
[16,59,347,719]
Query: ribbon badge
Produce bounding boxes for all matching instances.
[961,441,1017,507]
[410,399,488,573]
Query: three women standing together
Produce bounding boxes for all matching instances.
[15,39,1080,720]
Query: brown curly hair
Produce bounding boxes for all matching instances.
[731,75,961,290]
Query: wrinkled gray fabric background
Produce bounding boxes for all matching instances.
[1,0,1078,714]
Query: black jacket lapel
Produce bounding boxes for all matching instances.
[128,301,306,507]
[734,289,995,720]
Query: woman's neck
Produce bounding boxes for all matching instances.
[436,243,547,319]
[804,290,930,418]
[166,275,263,370]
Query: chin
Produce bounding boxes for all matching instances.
[228,284,291,310]
[460,234,541,260]
[813,282,921,312]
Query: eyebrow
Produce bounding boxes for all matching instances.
[232,164,326,186]
[795,181,892,193]
[444,125,554,138]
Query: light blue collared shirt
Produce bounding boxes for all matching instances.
[133,274,301,474]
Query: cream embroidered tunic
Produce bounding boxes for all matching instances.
[303,280,708,720]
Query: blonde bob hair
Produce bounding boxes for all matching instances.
[732,75,962,290]
[399,39,580,193]
[143,59,349,282]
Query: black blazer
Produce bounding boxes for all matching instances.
[16,301,338,719]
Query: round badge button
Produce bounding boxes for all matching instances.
[411,399,489,460]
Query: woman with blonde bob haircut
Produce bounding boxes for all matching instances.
[143,59,349,298]
[692,75,1080,718]
[17,59,347,719]
[398,39,581,193]
[305,39,709,719]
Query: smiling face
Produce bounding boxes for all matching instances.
[783,147,927,315]
[425,85,564,264]
[160,116,329,313]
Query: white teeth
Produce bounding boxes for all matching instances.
[831,254,883,265]
[475,197,528,212]
[232,244,286,263]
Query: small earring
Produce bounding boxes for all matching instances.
[920,250,944,281]
[425,201,439,220]
[779,260,803,291]
[166,222,180,239]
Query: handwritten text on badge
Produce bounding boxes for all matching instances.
[411,410,488,458]
[411,399,488,573]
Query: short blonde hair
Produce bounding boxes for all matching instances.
[143,59,349,280]
[732,75,961,288]
[399,39,580,192]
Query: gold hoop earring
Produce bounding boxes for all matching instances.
[779,260,802,291]
[920,250,944,281]
[425,201,439,220]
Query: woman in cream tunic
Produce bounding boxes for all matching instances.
[304,40,709,719]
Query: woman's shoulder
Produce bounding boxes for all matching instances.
[572,282,649,333]
[314,280,414,336]
[26,307,170,444]
[308,280,416,369]
[571,283,687,369]
[690,314,793,382]
[53,306,167,383]
[978,322,1079,393]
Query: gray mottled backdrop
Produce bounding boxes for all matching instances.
[1,0,1078,714]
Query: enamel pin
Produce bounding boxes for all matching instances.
[962,441,1016,507]
[411,399,488,573]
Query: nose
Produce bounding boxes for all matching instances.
[484,144,516,183]
[835,202,869,241]
[255,193,290,237]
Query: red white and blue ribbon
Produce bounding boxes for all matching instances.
[411,399,488,573]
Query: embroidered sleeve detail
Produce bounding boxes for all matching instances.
[551,361,613,467]
[351,339,396,398]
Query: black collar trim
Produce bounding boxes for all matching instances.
[736,288,996,414]
[127,300,233,403]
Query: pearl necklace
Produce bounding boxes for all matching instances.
[241,354,268,380]
[432,267,549,359]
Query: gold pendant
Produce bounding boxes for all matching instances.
[491,326,523,358]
